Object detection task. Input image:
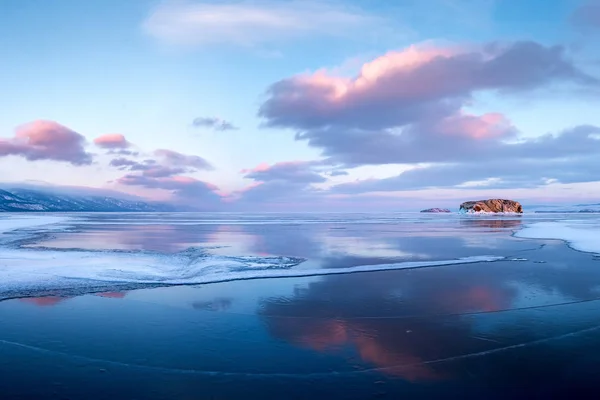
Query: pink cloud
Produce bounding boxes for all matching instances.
[259,41,596,167]
[240,162,271,174]
[436,112,515,140]
[94,134,131,149]
[0,120,93,165]
[291,44,460,104]
[261,42,594,133]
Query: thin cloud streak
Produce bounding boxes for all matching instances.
[192,117,238,131]
[143,0,386,47]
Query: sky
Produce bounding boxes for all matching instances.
[1,0,600,211]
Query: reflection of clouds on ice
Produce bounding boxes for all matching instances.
[0,215,70,234]
[192,297,233,311]
[0,215,73,246]
[515,220,600,254]
[19,296,69,307]
[260,243,600,382]
[506,281,575,309]
[259,265,519,381]
[460,236,505,249]
[319,235,430,259]
[30,223,219,253]
[0,214,508,299]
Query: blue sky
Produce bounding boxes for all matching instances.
[1,0,600,210]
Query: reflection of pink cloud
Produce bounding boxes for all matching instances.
[94,134,131,149]
[271,317,444,382]
[0,120,92,165]
[264,281,516,381]
[295,320,349,351]
[353,332,442,382]
[20,296,70,307]
[442,285,508,313]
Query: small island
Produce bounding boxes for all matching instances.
[459,199,523,213]
[420,208,451,213]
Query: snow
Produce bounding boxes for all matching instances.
[515,220,600,254]
[0,245,504,299]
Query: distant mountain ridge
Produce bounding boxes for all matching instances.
[0,188,177,212]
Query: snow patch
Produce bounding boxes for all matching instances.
[515,220,600,254]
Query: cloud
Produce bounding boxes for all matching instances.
[110,150,211,172]
[154,149,213,170]
[331,146,600,195]
[231,161,327,207]
[109,158,142,169]
[111,158,188,178]
[572,0,600,30]
[94,134,131,149]
[254,41,600,193]
[143,0,383,47]
[109,147,217,207]
[241,161,326,183]
[260,41,595,135]
[0,120,93,165]
[117,174,222,207]
[192,117,238,131]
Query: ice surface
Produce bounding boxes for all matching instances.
[0,245,504,300]
[515,220,600,254]
[0,215,71,234]
[0,214,508,300]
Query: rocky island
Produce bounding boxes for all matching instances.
[459,199,523,213]
[420,208,452,213]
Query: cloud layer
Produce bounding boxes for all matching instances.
[192,117,238,131]
[107,144,219,207]
[0,120,93,165]
[572,0,600,30]
[255,41,600,196]
[232,161,327,206]
[117,174,221,207]
[143,0,382,47]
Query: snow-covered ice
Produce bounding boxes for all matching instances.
[515,220,600,254]
[0,245,504,300]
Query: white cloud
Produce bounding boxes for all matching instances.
[143,0,384,47]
